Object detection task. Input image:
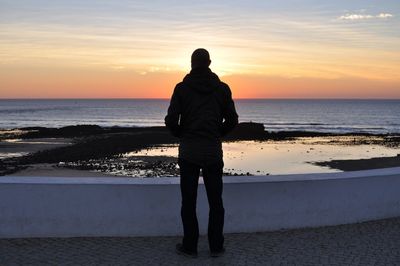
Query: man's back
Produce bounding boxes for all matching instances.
[165,66,238,165]
[167,67,237,141]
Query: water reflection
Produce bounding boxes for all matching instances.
[126,138,400,175]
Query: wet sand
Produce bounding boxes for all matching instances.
[0,138,73,158]
[314,155,400,171]
[7,163,117,177]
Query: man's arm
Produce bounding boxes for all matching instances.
[221,85,239,136]
[164,85,181,137]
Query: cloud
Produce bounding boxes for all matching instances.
[338,13,393,20]
[376,13,393,19]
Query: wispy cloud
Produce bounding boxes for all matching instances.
[376,13,393,19]
[338,13,393,20]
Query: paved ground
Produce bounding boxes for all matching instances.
[1,218,399,266]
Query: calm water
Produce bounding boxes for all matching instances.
[0,99,399,134]
[127,140,400,175]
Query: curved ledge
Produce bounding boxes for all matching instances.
[1,167,400,238]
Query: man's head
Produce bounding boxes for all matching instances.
[191,48,211,69]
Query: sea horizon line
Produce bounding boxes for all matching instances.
[1,97,400,101]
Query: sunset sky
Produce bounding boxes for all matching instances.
[0,0,399,99]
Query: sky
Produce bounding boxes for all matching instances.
[0,0,399,99]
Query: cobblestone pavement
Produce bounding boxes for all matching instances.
[1,218,399,266]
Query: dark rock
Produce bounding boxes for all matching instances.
[20,125,104,138]
[224,122,266,140]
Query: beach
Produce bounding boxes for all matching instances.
[1,123,399,178]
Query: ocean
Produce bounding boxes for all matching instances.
[0,99,399,134]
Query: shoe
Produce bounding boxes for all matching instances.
[175,243,198,258]
[210,247,225,258]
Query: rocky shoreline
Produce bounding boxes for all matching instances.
[1,123,400,177]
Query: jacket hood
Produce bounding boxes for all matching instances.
[182,67,221,94]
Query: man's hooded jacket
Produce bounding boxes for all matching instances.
[165,67,238,165]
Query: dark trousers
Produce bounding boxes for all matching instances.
[178,158,225,252]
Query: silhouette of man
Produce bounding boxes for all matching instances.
[165,48,238,258]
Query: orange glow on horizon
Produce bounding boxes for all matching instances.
[1,66,399,99]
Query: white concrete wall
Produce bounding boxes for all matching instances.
[1,167,400,238]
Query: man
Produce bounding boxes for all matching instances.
[165,48,238,258]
